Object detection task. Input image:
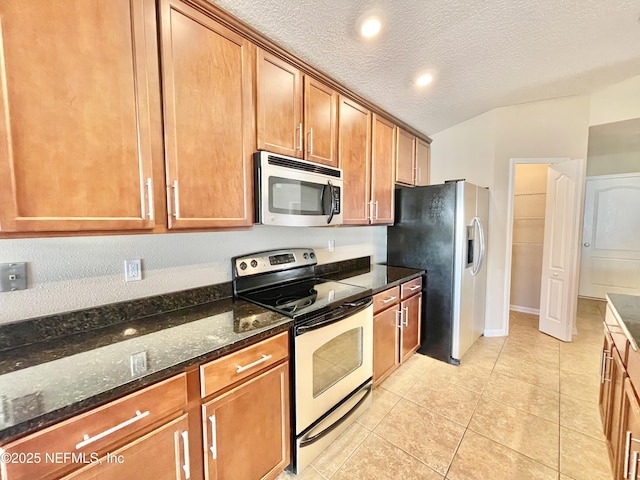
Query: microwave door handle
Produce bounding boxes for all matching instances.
[326,180,336,224]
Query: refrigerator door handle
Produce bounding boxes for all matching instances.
[471,216,485,277]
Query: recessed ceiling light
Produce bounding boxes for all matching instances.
[360,17,382,38]
[416,73,433,87]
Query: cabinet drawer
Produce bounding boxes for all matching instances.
[401,277,422,299]
[0,374,187,480]
[200,331,289,398]
[373,287,400,314]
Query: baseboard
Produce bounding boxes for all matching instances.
[510,305,540,315]
[483,329,507,337]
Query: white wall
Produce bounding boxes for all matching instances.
[589,75,640,126]
[431,94,590,335]
[0,226,386,323]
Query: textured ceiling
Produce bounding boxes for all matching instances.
[212,0,640,136]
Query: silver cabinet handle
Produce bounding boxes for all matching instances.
[181,431,190,480]
[381,296,397,304]
[584,243,591,247]
[209,415,217,460]
[600,349,609,383]
[236,354,272,373]
[146,178,154,220]
[408,285,421,291]
[417,167,422,184]
[308,128,314,154]
[395,309,402,328]
[632,450,639,480]
[172,180,180,218]
[75,410,149,449]
[625,431,632,478]
[375,200,379,220]
[368,200,374,221]
[297,122,303,152]
[403,306,409,326]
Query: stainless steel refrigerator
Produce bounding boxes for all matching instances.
[387,180,489,365]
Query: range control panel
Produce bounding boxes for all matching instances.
[233,248,317,277]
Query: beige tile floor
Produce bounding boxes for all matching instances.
[278,298,613,480]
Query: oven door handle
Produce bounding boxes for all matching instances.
[295,297,372,335]
[299,381,372,448]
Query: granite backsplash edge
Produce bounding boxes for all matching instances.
[0,256,371,352]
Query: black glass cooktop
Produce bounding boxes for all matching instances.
[240,278,368,319]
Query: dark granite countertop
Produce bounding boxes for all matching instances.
[322,264,424,295]
[0,298,291,443]
[0,257,422,444]
[607,293,640,351]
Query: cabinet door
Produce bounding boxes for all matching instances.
[396,128,416,186]
[600,329,614,433]
[400,293,422,363]
[415,138,431,186]
[160,0,254,229]
[203,362,290,480]
[617,379,640,480]
[0,0,157,232]
[373,306,400,386]
[607,347,626,473]
[257,50,303,158]
[338,96,371,225]
[370,115,396,224]
[63,415,190,480]
[304,77,338,167]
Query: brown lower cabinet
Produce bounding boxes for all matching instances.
[202,363,290,480]
[599,300,640,480]
[373,278,422,386]
[62,415,190,480]
[0,333,291,480]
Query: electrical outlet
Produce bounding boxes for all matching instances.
[0,263,27,292]
[124,259,142,282]
[130,351,148,376]
[328,240,335,252]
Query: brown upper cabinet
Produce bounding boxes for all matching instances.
[339,100,396,225]
[370,114,396,224]
[159,0,255,229]
[257,50,338,167]
[339,96,372,224]
[396,128,431,186]
[0,0,160,233]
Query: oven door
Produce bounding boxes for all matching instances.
[294,302,373,434]
[256,152,343,227]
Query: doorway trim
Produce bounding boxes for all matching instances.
[502,157,570,336]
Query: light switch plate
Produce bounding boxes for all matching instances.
[0,263,27,292]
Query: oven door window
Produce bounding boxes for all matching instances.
[269,176,329,216]
[312,327,363,397]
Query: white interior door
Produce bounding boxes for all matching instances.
[578,174,640,298]
[539,159,585,341]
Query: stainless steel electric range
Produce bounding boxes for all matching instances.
[232,248,373,473]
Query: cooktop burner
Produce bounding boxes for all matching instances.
[232,248,371,321]
[240,278,367,319]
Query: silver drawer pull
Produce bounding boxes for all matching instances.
[408,285,421,291]
[75,410,150,449]
[181,431,191,479]
[381,296,397,304]
[209,415,217,460]
[236,354,272,373]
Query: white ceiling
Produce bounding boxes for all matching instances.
[212,0,640,136]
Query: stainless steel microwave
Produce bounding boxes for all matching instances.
[254,151,343,227]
